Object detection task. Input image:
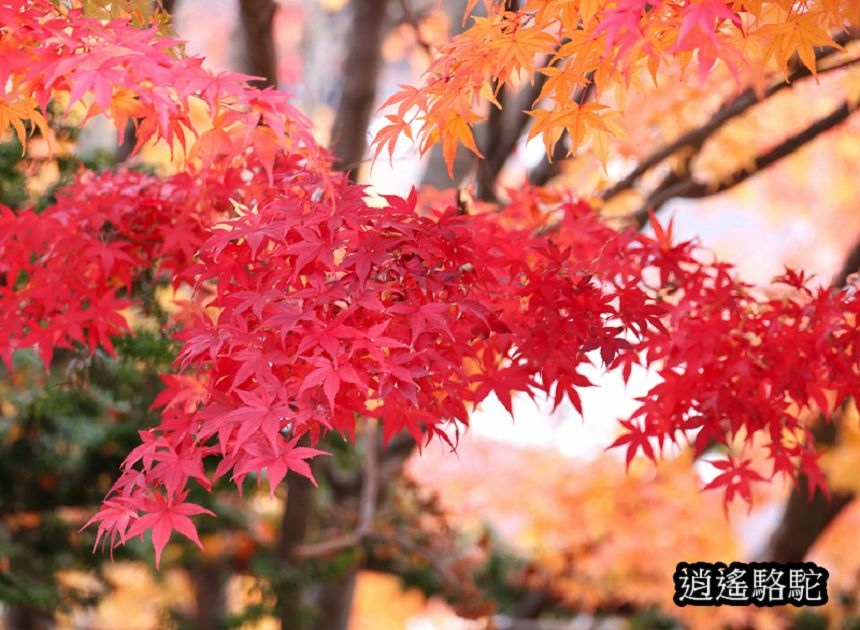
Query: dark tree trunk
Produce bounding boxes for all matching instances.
[271,2,389,624]
[420,0,474,189]
[239,0,279,89]
[329,0,390,179]
[312,571,358,630]
[756,487,853,562]
[277,469,316,630]
[190,562,229,630]
[6,605,53,630]
[755,415,854,562]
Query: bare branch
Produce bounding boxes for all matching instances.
[293,420,379,558]
[603,35,860,203]
[629,99,859,228]
[365,532,460,587]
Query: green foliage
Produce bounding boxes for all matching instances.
[792,610,830,630]
[0,330,175,610]
[0,118,181,612]
[629,607,684,630]
[0,136,27,209]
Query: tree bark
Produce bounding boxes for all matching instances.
[239,0,279,89]
[190,562,229,630]
[312,572,358,630]
[277,470,316,630]
[756,486,853,562]
[755,418,854,562]
[420,0,474,189]
[6,605,53,630]
[329,0,390,179]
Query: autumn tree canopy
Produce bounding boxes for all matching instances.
[1,0,859,574]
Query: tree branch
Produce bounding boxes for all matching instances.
[365,532,459,588]
[835,239,860,286]
[753,228,860,564]
[476,64,554,200]
[276,447,316,629]
[475,85,511,202]
[156,0,176,17]
[419,0,476,188]
[603,35,860,203]
[471,0,541,201]
[755,410,854,562]
[293,420,379,558]
[528,133,567,187]
[629,99,859,228]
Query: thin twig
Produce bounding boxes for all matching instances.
[365,532,459,587]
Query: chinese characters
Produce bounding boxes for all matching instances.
[673,562,828,606]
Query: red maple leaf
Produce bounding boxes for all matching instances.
[123,492,215,569]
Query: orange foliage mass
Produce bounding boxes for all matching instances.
[408,437,796,628]
[349,572,436,630]
[375,0,860,174]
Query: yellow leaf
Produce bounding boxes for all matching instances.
[757,11,837,76]
[0,96,51,154]
[440,112,483,176]
[479,81,502,109]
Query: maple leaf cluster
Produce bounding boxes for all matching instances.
[0,0,323,178]
[375,0,859,170]
[0,0,859,567]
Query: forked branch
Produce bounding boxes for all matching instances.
[293,419,379,558]
[629,99,859,228]
[604,31,860,203]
